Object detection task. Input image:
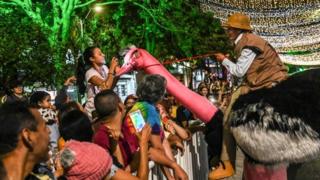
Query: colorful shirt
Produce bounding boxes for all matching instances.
[122,101,164,155]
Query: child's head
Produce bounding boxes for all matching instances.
[83,47,105,66]
[59,110,93,142]
[58,101,84,122]
[8,79,24,96]
[198,83,209,97]
[124,94,138,110]
[30,91,52,109]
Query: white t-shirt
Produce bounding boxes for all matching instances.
[84,65,109,120]
[85,65,109,99]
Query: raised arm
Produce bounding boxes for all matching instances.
[89,57,119,90]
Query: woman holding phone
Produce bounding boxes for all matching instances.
[76,46,120,120]
[122,74,188,180]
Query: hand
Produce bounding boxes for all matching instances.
[54,154,64,178]
[64,76,76,86]
[106,126,123,141]
[213,53,227,62]
[174,141,185,156]
[172,163,188,180]
[135,124,151,146]
[109,57,119,72]
[165,120,176,135]
[148,147,166,161]
[50,104,56,110]
[166,175,175,180]
[168,134,184,155]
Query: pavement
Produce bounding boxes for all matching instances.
[223,147,320,180]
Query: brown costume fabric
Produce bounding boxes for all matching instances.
[234,33,288,94]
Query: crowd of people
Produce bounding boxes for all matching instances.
[0,45,231,179]
[0,74,191,180]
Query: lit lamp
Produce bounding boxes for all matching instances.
[79,5,103,50]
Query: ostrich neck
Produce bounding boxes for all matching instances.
[143,61,218,123]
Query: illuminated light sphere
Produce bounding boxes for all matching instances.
[94,5,103,13]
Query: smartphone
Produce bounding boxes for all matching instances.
[66,85,79,102]
[129,110,146,132]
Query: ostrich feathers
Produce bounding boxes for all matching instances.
[230,68,320,164]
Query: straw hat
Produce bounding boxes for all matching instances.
[222,13,253,31]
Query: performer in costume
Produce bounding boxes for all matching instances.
[210,12,288,179]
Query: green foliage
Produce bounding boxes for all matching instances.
[0,9,55,87]
[0,0,83,87]
[1,0,231,87]
[76,0,231,64]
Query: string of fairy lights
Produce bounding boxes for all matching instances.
[199,0,320,66]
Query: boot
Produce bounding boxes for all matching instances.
[208,160,234,180]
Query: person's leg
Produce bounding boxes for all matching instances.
[205,110,223,167]
[209,87,242,179]
[208,128,235,179]
[221,87,243,162]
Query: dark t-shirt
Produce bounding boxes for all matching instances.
[176,105,193,127]
[1,94,27,105]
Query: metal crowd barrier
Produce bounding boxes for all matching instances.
[149,130,209,180]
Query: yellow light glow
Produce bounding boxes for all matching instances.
[94,6,103,13]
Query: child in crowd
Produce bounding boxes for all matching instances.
[30,91,59,149]
[29,91,60,178]
[124,94,138,112]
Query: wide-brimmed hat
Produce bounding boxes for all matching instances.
[222,13,253,31]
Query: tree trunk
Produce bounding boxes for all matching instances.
[61,17,71,44]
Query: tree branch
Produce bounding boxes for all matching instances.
[0,1,16,5]
[11,0,24,6]
[10,0,50,31]
[96,0,125,6]
[62,0,68,12]
[51,0,61,32]
[74,0,95,9]
[132,1,184,32]
[66,0,75,14]
[24,0,31,7]
[57,0,64,8]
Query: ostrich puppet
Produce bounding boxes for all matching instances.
[116,47,320,179]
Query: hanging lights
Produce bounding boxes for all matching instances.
[199,0,320,66]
